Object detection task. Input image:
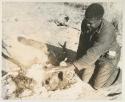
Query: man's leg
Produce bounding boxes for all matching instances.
[92,58,120,89]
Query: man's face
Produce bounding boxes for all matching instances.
[86,18,102,29]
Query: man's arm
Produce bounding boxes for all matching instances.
[76,19,88,60]
[76,32,86,60]
[74,25,116,70]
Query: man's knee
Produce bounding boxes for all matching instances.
[81,67,95,82]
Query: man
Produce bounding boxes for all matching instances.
[74,3,121,88]
[55,3,121,89]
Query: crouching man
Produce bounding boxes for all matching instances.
[54,3,121,89]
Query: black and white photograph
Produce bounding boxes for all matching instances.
[1,1,123,101]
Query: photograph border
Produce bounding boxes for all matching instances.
[0,0,124,102]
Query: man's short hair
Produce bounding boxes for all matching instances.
[85,3,104,19]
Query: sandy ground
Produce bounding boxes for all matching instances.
[2,2,122,100]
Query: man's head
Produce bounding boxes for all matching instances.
[85,3,104,29]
